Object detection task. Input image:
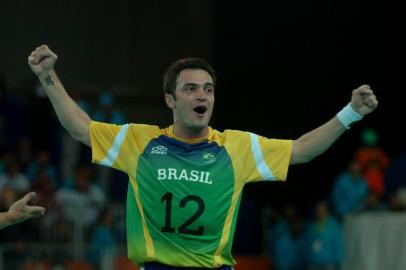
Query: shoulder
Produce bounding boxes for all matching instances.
[208,128,253,148]
[127,123,162,134]
[91,121,163,137]
[210,128,251,142]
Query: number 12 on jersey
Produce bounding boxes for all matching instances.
[161,192,205,236]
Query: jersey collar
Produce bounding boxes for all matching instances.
[165,125,213,144]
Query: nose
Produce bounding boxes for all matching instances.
[195,87,207,101]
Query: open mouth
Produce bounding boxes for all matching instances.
[193,105,208,115]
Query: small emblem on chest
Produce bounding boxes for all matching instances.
[151,145,168,155]
[202,152,216,164]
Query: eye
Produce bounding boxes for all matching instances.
[185,85,196,91]
[205,86,214,94]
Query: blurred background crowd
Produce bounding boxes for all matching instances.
[1,1,406,269]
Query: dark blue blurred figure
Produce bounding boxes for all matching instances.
[0,72,5,148]
[92,90,126,125]
[232,195,263,256]
[304,201,343,270]
[0,153,30,195]
[331,159,369,218]
[26,149,59,189]
[0,152,5,175]
[89,207,118,270]
[268,204,306,270]
[0,77,28,149]
[17,137,34,172]
[384,150,406,199]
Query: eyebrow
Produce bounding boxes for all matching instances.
[183,83,215,88]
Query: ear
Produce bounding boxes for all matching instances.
[165,94,175,109]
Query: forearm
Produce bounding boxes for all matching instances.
[0,212,12,229]
[290,84,379,165]
[291,117,346,164]
[38,69,91,146]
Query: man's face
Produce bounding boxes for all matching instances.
[166,69,215,131]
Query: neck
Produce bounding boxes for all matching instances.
[172,123,209,141]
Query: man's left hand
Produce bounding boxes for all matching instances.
[351,84,379,116]
[7,192,46,225]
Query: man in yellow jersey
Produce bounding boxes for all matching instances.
[28,45,378,270]
[0,192,46,229]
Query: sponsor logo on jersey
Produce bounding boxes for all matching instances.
[157,168,212,185]
[151,145,168,155]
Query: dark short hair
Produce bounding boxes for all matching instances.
[163,58,216,96]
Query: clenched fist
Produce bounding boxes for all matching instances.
[351,85,379,116]
[28,45,58,77]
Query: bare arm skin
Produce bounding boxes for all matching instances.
[290,85,378,164]
[28,45,91,146]
[0,192,46,229]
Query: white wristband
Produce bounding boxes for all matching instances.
[336,102,363,129]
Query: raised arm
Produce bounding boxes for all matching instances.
[290,85,378,164]
[28,45,91,146]
[0,192,46,229]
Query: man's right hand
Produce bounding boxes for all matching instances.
[26,44,92,146]
[28,45,58,77]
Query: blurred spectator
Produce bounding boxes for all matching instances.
[268,204,306,270]
[55,165,106,227]
[0,186,19,213]
[0,71,4,102]
[304,201,343,270]
[92,90,126,125]
[330,159,369,217]
[0,72,4,145]
[89,207,118,270]
[17,137,34,171]
[0,151,5,174]
[363,191,387,211]
[0,153,30,195]
[387,191,406,211]
[31,168,56,207]
[40,202,73,244]
[26,149,59,189]
[355,128,390,198]
[30,168,64,244]
[384,150,406,199]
